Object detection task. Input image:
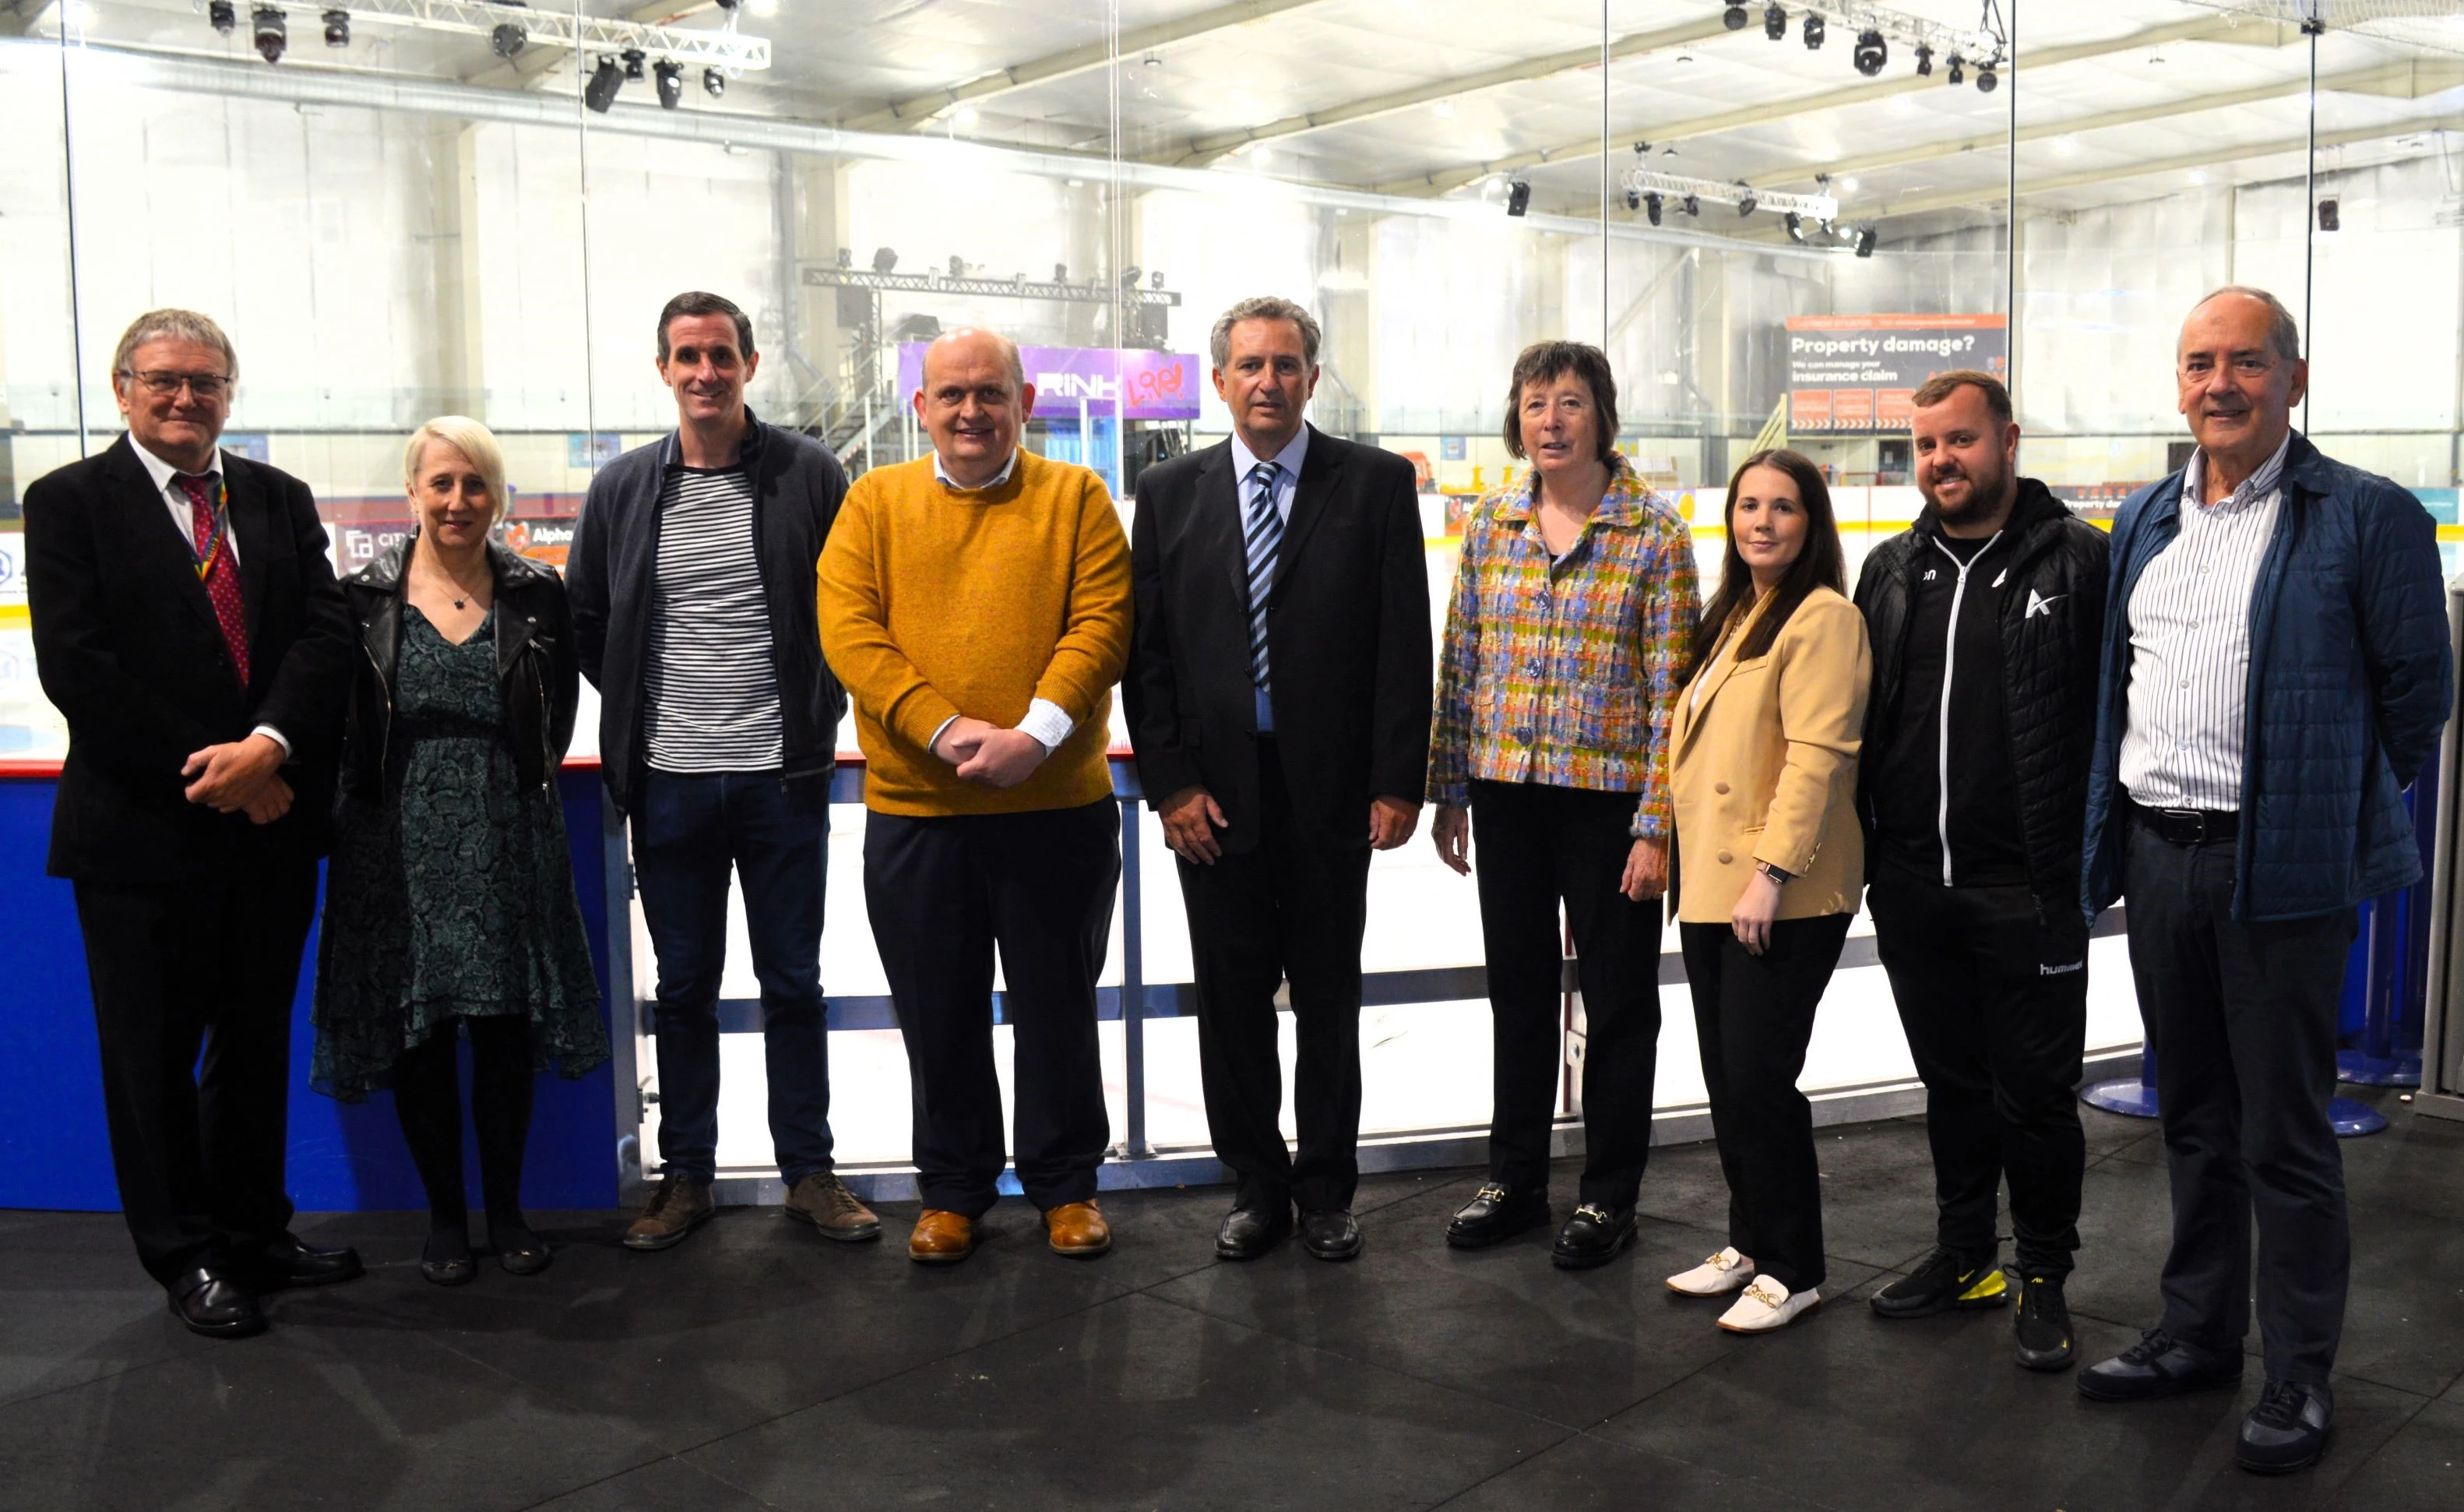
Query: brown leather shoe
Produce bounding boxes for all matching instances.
[785,1172,882,1242]
[908,1209,976,1265]
[622,1172,714,1252]
[1045,1200,1111,1257]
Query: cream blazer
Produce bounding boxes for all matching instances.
[1670,586,1872,925]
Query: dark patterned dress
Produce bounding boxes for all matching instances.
[312,604,610,1101]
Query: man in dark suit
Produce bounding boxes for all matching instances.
[25,309,360,1339]
[1125,296,1433,1262]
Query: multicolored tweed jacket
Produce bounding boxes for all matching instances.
[1427,461,1699,838]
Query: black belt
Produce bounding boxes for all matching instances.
[2127,798,2238,847]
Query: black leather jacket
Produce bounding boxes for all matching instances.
[340,536,579,803]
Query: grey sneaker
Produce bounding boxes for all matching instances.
[622,1172,715,1251]
[785,1172,882,1242]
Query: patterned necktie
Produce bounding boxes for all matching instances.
[1243,460,1283,693]
[176,473,250,687]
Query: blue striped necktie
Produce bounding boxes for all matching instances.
[1243,460,1283,693]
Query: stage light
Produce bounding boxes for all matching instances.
[583,55,623,113]
[1052,262,1068,281]
[1945,53,1965,86]
[1976,62,1998,93]
[2318,197,2341,231]
[1853,29,1885,76]
[703,67,726,98]
[1913,43,1932,76]
[1763,4,1786,42]
[251,5,285,63]
[622,48,646,80]
[1624,188,1640,212]
[1151,269,1166,291]
[1645,192,1663,226]
[1121,265,1142,289]
[1505,180,1531,217]
[836,247,853,268]
[1803,12,1825,49]
[1737,185,1758,217]
[1785,211,1806,242]
[954,256,973,279]
[491,18,526,59]
[209,1,236,34]
[322,9,349,47]
[653,58,683,109]
[1855,227,1878,257]
[1723,3,1748,28]
[1681,193,1700,217]
[872,247,899,273]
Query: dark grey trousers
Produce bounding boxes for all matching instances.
[2122,810,2355,1387]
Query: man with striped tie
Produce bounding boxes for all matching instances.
[1125,297,1434,1262]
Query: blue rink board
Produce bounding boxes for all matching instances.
[0,772,621,1214]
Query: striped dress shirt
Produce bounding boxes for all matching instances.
[2116,432,2292,811]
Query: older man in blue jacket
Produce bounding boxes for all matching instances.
[2075,287,2452,1474]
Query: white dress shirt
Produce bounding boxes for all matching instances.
[924,446,1074,753]
[128,434,290,758]
[1229,426,1309,733]
[2117,431,2293,811]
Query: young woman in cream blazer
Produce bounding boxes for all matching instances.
[1663,448,1871,1335]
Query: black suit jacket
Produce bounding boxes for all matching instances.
[25,435,354,886]
[1126,425,1433,855]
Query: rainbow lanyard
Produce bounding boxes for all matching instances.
[185,476,231,581]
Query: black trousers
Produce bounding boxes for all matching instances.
[1176,750,1371,1214]
[1867,862,2089,1276]
[2123,812,2353,1387]
[1681,912,1851,1294]
[1470,780,1663,1207]
[864,798,1118,1218]
[73,855,321,1287]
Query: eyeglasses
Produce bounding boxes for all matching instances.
[118,369,232,400]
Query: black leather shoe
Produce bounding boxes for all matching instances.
[253,1236,365,1291]
[2077,1329,2244,1402]
[492,1226,554,1278]
[1215,1204,1292,1261]
[1300,1209,1363,1262]
[167,1267,265,1339]
[420,1230,476,1288]
[1550,1203,1638,1270]
[1445,1182,1549,1249]
[2237,1380,2333,1475]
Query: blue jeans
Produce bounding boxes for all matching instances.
[632,770,833,1186]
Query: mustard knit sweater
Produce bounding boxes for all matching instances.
[817,450,1132,816]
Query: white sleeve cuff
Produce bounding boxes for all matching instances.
[251,724,292,759]
[1016,698,1076,753]
[928,714,961,757]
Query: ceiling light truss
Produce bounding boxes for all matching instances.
[1621,167,1836,220]
[326,0,769,72]
[799,267,1181,307]
[1826,3,2003,68]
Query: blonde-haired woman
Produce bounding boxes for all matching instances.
[312,417,607,1285]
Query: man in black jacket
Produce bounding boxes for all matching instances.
[1852,369,2109,1371]
[26,308,361,1338]
[1125,297,1432,1262]
[565,292,869,1250]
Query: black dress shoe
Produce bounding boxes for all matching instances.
[1215,1204,1292,1261]
[1299,1209,1363,1262]
[167,1267,265,1339]
[491,1226,554,1278]
[2077,1329,2244,1402]
[253,1236,365,1291]
[1445,1182,1549,1249]
[420,1230,476,1288]
[2237,1380,2333,1474]
[1550,1203,1638,1270]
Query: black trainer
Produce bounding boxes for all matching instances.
[2237,1380,2333,1474]
[1871,1245,2007,1318]
[2012,1272,2075,1372]
[1550,1203,1637,1270]
[1445,1182,1549,1249]
[2077,1328,2244,1402]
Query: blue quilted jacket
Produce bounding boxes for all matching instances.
[2082,432,2452,923]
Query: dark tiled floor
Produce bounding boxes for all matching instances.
[3,1088,2460,1510]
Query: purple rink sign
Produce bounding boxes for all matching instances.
[896,344,1201,421]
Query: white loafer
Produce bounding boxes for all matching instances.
[1717,1276,1821,1332]
[1665,1246,1757,1297]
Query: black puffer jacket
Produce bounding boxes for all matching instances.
[340,536,579,803]
[1853,479,2109,916]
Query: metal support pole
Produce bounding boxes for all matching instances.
[1118,791,1151,1158]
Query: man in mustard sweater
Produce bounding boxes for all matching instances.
[818,328,1132,1266]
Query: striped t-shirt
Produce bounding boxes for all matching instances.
[644,465,784,773]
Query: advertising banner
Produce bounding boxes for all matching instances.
[896,344,1200,420]
[1783,313,2008,433]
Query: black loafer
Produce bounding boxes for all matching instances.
[1215,1204,1292,1261]
[167,1267,265,1339]
[494,1232,554,1278]
[253,1236,365,1291]
[1445,1182,1549,1249]
[2237,1380,2333,1475]
[2077,1329,2244,1402]
[1550,1203,1638,1270]
[1299,1209,1363,1262]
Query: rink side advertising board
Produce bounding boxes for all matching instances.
[1785,314,2008,433]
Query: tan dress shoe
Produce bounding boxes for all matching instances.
[909,1209,976,1264]
[1045,1200,1111,1257]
